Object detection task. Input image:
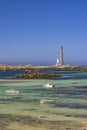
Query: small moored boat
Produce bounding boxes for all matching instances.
[40,99,54,104]
[6,89,19,95]
[43,83,55,88]
[71,82,78,84]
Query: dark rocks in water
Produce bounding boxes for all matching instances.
[16,69,61,79]
[71,82,78,84]
[66,128,72,130]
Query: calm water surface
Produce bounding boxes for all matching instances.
[0,70,87,87]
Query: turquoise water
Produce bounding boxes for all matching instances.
[0,70,87,119]
[0,70,87,101]
[0,70,87,87]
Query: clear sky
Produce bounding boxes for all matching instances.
[0,0,87,66]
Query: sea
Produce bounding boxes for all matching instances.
[0,70,87,87]
[0,69,87,119]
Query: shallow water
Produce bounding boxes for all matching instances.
[0,70,87,130]
[0,70,87,99]
[0,70,87,102]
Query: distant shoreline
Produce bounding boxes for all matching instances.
[0,64,87,71]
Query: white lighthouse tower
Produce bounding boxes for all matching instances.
[55,57,59,66]
[57,58,59,64]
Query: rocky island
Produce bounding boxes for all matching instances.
[16,69,61,79]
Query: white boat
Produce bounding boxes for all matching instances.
[43,83,55,88]
[40,99,54,104]
[6,89,19,95]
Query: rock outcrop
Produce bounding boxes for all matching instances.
[16,69,61,79]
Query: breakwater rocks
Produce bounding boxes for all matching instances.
[0,64,87,71]
[16,69,61,79]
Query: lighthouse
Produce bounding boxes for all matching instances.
[60,46,63,66]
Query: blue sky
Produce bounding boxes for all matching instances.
[0,0,87,66]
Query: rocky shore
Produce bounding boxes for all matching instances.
[0,64,87,71]
[16,69,61,79]
[1,64,87,79]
